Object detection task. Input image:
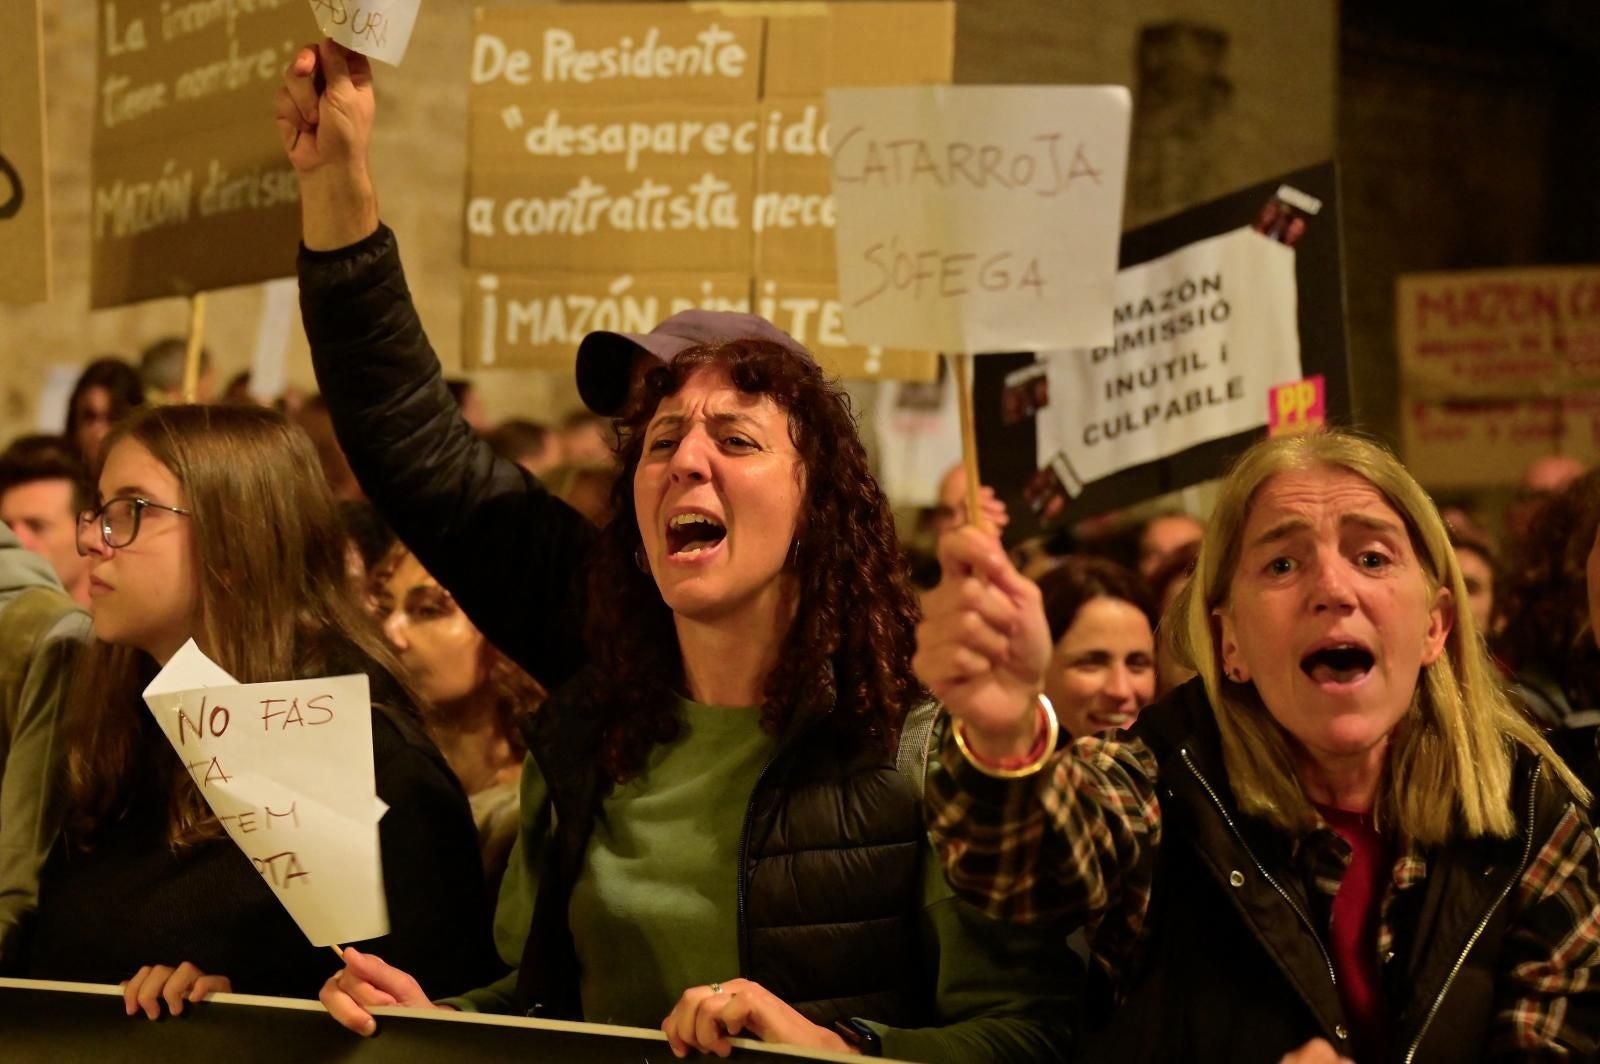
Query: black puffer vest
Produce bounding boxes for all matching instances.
[1084,681,1575,1063]
[513,671,928,1027]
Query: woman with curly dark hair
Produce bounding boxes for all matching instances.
[285,39,1075,1063]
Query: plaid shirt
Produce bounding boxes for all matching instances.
[926,728,1600,1057]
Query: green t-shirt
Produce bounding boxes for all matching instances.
[568,698,775,1024]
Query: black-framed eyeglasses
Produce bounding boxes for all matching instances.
[76,496,192,554]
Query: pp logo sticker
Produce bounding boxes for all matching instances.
[1268,375,1326,437]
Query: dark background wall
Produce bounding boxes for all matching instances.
[1339,0,1600,443]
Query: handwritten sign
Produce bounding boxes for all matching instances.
[0,0,51,304]
[1397,266,1600,402]
[463,270,937,381]
[462,3,953,380]
[308,0,419,66]
[143,641,388,947]
[92,0,311,308]
[1033,227,1301,495]
[826,85,1131,354]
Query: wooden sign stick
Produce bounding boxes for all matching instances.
[951,353,992,535]
[182,293,207,403]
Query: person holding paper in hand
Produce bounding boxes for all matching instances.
[280,40,1077,1062]
[915,430,1600,1061]
[25,405,497,1015]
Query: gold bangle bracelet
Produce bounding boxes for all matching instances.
[952,694,1059,780]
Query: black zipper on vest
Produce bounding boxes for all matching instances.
[735,751,781,975]
[1403,759,1543,1064]
[1180,748,1339,988]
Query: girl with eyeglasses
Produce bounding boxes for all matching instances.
[25,404,498,1016]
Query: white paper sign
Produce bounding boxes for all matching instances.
[143,641,389,947]
[826,85,1131,354]
[249,278,299,404]
[1035,227,1302,494]
[874,373,962,508]
[35,365,79,433]
[308,0,420,66]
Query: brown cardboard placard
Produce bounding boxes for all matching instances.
[0,0,51,305]
[1396,266,1600,401]
[755,277,937,381]
[759,0,955,97]
[752,98,835,283]
[463,1,953,380]
[462,270,751,371]
[750,2,957,308]
[469,6,762,106]
[466,103,760,275]
[1401,395,1600,490]
[91,0,310,308]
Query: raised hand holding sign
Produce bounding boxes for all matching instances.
[307,0,421,66]
[274,40,380,251]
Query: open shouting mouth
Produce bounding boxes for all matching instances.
[1299,640,1376,688]
[666,511,727,560]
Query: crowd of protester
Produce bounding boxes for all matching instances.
[0,36,1594,1063]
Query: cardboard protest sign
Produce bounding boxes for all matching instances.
[466,6,762,276]
[756,4,957,284]
[92,1,310,308]
[1397,266,1600,402]
[755,277,937,381]
[1395,266,1600,487]
[463,270,751,372]
[463,269,936,380]
[1401,396,1600,491]
[975,163,1351,536]
[0,0,51,304]
[462,2,952,380]
[827,85,1131,354]
[143,641,388,947]
[308,0,419,66]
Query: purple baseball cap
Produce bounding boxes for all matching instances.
[575,309,813,415]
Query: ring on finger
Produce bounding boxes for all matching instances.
[710,982,723,994]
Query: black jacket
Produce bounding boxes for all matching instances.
[1087,681,1575,1063]
[303,226,593,702]
[302,226,932,1026]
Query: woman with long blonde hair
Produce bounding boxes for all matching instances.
[917,429,1600,1061]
